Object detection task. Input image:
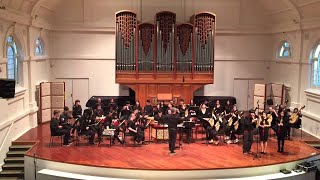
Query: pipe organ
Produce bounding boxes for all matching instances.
[115,10,216,105]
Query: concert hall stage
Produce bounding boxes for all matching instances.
[19,123,320,179]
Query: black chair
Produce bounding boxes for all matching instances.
[49,133,63,147]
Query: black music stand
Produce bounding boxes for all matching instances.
[183,121,195,143]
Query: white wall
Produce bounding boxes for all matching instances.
[0,17,51,169]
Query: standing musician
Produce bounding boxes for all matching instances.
[127,113,144,144]
[79,109,95,145]
[214,100,224,114]
[288,107,303,139]
[144,100,154,117]
[258,111,271,154]
[277,110,289,152]
[121,101,133,119]
[243,109,257,155]
[225,110,240,144]
[166,108,183,155]
[268,106,279,135]
[72,100,82,118]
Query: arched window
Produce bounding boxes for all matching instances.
[311,43,320,88]
[279,41,291,58]
[7,35,19,83]
[35,38,43,56]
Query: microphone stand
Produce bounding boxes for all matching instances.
[253,103,261,160]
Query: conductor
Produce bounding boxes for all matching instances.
[166,107,183,155]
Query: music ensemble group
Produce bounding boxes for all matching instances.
[50,98,303,155]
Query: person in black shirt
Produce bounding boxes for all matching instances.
[50,110,72,146]
[198,104,211,119]
[72,100,82,118]
[277,110,289,152]
[154,111,165,125]
[127,113,144,144]
[144,100,154,116]
[91,104,104,140]
[121,101,133,119]
[165,108,183,155]
[243,109,257,154]
[94,98,105,110]
[214,100,224,114]
[133,100,142,114]
[268,106,278,134]
[109,98,118,111]
[79,109,95,144]
[224,100,233,115]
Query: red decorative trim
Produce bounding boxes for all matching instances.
[139,23,154,56]
[177,24,193,56]
[116,11,137,48]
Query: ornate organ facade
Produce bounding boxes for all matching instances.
[115,11,215,105]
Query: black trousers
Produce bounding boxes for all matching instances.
[129,131,144,143]
[55,129,70,144]
[243,131,253,153]
[90,125,102,138]
[206,126,218,141]
[169,128,177,153]
[81,129,95,143]
[277,137,285,151]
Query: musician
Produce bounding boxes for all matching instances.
[258,111,271,154]
[179,104,188,117]
[128,113,144,144]
[165,108,183,155]
[154,110,165,125]
[189,99,195,107]
[288,108,302,139]
[110,119,124,145]
[224,100,233,115]
[178,99,185,110]
[159,101,167,113]
[215,100,224,114]
[72,100,82,118]
[121,101,133,119]
[50,110,72,146]
[94,98,105,110]
[137,113,148,144]
[243,109,257,154]
[79,109,95,145]
[133,100,142,113]
[91,104,104,141]
[277,110,289,152]
[225,110,239,144]
[197,104,211,119]
[109,98,118,111]
[144,100,154,117]
[59,106,77,137]
[166,102,174,115]
[268,106,279,134]
[206,116,220,145]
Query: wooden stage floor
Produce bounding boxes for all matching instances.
[19,123,320,171]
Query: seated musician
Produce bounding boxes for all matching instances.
[225,110,240,144]
[137,113,149,144]
[50,110,72,146]
[133,100,142,114]
[109,98,118,111]
[59,106,77,137]
[154,110,165,125]
[110,118,124,145]
[258,111,271,154]
[166,102,174,115]
[206,117,220,145]
[91,104,104,141]
[178,99,185,110]
[94,98,105,110]
[288,107,302,139]
[224,100,233,115]
[121,101,133,119]
[189,99,195,107]
[197,103,211,119]
[79,109,95,145]
[179,104,188,117]
[215,100,224,114]
[144,100,154,117]
[127,113,144,144]
[72,100,82,118]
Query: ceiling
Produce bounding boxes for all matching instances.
[1,0,320,26]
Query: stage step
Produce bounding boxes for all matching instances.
[2,163,24,171]
[0,170,24,178]
[4,157,24,164]
[9,145,33,151]
[6,151,26,157]
[1,144,33,180]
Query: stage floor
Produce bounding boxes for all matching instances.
[19,123,320,171]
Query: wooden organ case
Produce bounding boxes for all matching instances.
[115,11,216,105]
